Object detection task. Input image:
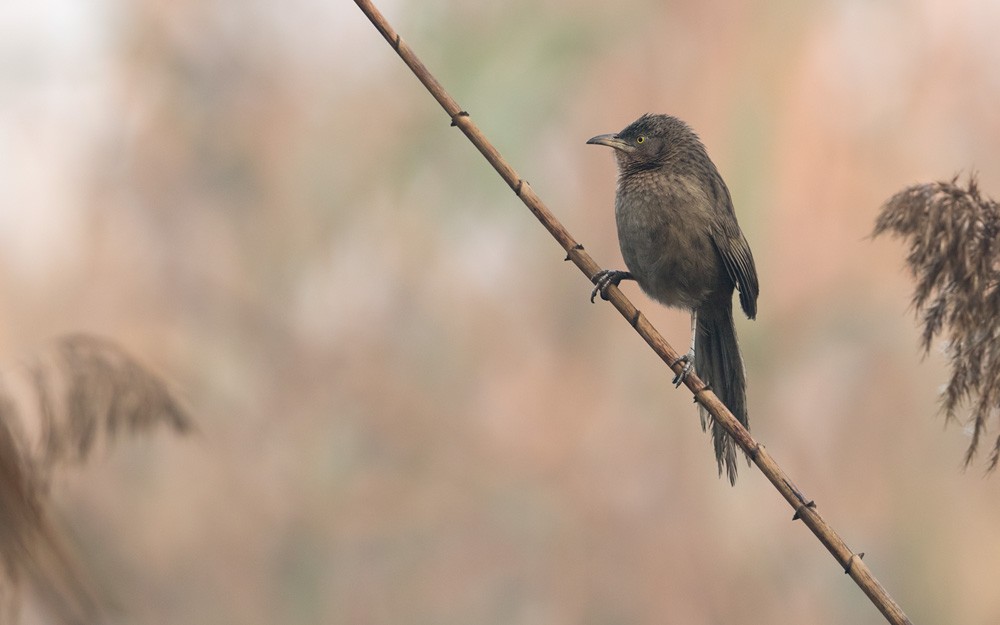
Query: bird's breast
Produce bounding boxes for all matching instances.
[614,172,726,309]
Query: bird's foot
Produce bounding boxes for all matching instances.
[590,270,632,303]
[671,350,695,387]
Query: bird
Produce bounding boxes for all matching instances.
[587,113,759,484]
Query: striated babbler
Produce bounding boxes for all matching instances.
[588,114,759,484]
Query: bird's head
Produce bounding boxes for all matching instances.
[587,113,698,173]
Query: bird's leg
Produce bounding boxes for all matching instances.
[671,310,697,386]
[590,270,634,303]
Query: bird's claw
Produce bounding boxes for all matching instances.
[671,351,695,386]
[590,269,629,303]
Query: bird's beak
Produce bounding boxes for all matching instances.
[586,133,633,153]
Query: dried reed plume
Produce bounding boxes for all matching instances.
[0,334,191,624]
[874,175,1000,469]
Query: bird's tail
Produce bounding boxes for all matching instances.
[694,300,749,485]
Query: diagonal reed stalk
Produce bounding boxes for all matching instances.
[353,2,912,623]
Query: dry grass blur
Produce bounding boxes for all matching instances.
[0,334,190,623]
[3,0,1000,624]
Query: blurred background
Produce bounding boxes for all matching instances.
[2,0,1000,623]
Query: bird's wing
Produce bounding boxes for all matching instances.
[713,227,758,319]
[710,180,759,319]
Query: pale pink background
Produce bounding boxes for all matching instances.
[3,1,1000,623]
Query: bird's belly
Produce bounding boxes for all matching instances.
[617,213,721,310]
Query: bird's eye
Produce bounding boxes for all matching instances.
[636,136,646,144]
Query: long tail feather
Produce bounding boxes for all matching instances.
[694,300,749,484]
